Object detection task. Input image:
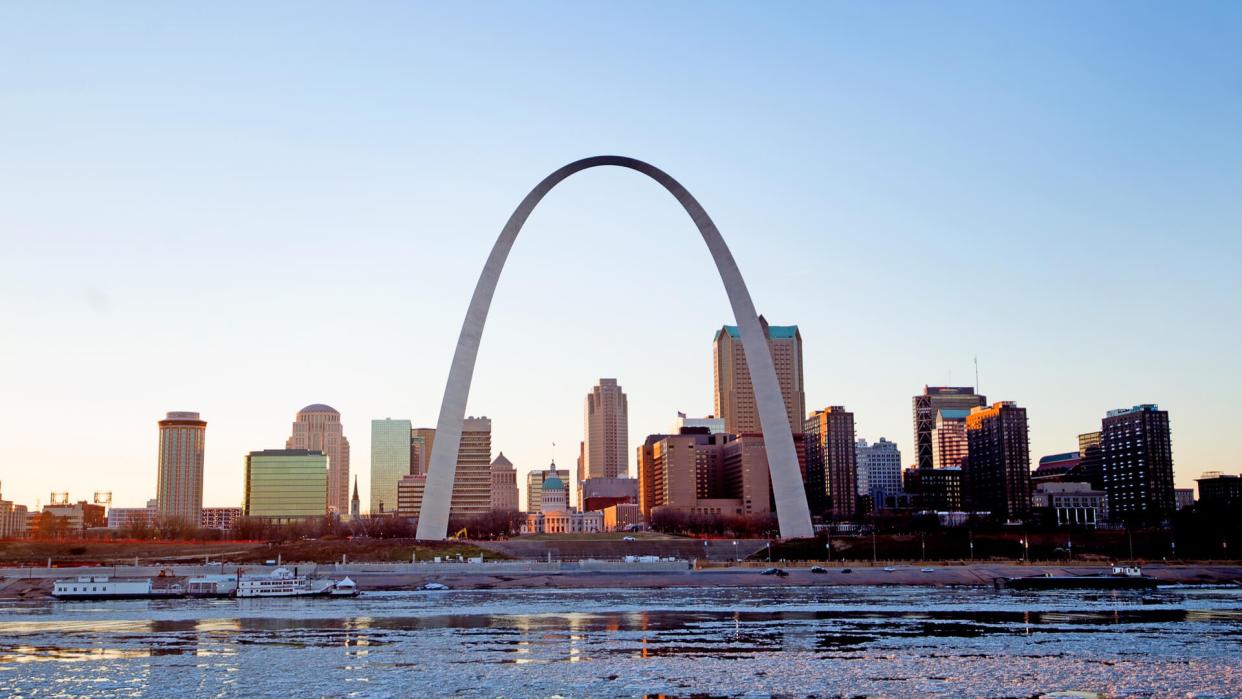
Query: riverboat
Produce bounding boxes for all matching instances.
[998,565,1158,591]
[235,568,336,598]
[52,575,184,600]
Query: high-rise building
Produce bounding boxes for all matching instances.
[1101,404,1175,523]
[107,500,156,530]
[904,466,963,511]
[243,449,328,522]
[410,428,436,476]
[584,378,629,479]
[1078,431,1106,489]
[964,402,1032,520]
[856,438,903,510]
[576,441,585,487]
[450,416,493,517]
[286,404,350,515]
[155,411,206,524]
[713,317,805,435]
[637,429,730,517]
[912,387,987,471]
[931,409,970,469]
[635,428,806,519]
[1196,472,1240,513]
[201,507,242,530]
[370,418,413,515]
[1174,487,1195,511]
[526,464,570,513]
[670,413,726,434]
[397,474,426,516]
[490,452,519,511]
[0,482,29,538]
[804,407,857,519]
[1078,431,1102,455]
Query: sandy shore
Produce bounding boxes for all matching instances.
[3,563,1240,599]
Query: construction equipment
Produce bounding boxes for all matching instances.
[450,528,468,540]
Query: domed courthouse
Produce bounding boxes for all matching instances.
[521,475,603,535]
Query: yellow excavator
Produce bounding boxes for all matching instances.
[450,528,468,540]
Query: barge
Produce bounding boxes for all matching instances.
[998,566,1158,591]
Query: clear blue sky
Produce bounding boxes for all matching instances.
[1,3,1239,510]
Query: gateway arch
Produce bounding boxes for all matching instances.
[416,155,814,540]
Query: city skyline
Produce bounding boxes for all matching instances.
[0,358,1223,512]
[2,4,1239,510]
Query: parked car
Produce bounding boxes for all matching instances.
[761,567,789,577]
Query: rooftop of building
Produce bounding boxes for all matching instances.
[491,452,513,468]
[716,316,798,340]
[247,449,326,457]
[164,411,201,420]
[922,386,980,396]
[1106,404,1161,417]
[298,403,339,414]
[937,408,971,420]
[1039,452,1082,466]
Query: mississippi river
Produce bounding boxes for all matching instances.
[1,585,1239,697]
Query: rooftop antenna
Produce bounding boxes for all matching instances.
[974,355,980,393]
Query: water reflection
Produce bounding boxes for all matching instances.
[0,586,1238,696]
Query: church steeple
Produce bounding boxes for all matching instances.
[350,475,361,518]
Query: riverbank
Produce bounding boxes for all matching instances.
[4,562,1240,599]
[0,538,501,566]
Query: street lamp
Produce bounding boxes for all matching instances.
[767,541,772,563]
[732,540,738,562]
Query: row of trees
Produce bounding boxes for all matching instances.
[648,510,779,538]
[70,510,531,543]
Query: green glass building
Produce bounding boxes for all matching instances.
[370,419,413,515]
[243,449,328,522]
